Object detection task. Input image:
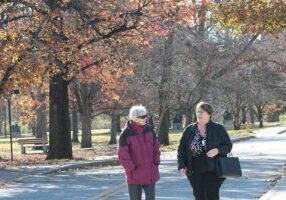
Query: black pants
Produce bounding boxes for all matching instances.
[128,183,155,200]
[188,172,225,200]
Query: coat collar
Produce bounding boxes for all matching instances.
[193,120,213,128]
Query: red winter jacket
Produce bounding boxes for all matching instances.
[118,121,161,184]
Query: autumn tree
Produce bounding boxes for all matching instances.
[1,0,195,157]
[0,100,6,136]
[213,0,286,73]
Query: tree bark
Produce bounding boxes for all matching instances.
[79,83,92,148]
[109,101,121,144]
[0,103,4,135]
[109,114,119,144]
[157,106,170,145]
[35,91,47,139]
[258,112,264,128]
[80,108,92,148]
[70,81,99,148]
[185,107,195,126]
[249,105,255,124]
[253,103,265,128]
[3,108,7,137]
[71,102,79,143]
[47,75,72,159]
[233,113,241,130]
[185,112,192,127]
[0,119,2,135]
[241,106,247,124]
[116,115,121,132]
[45,0,72,159]
[156,31,174,145]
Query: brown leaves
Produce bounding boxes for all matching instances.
[0,0,199,98]
[212,0,286,34]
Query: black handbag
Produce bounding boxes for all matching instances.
[216,153,242,178]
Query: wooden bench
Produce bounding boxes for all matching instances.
[17,138,48,154]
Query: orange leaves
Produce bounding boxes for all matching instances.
[0,0,200,99]
[13,96,37,125]
[212,0,286,34]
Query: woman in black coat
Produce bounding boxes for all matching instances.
[177,102,232,200]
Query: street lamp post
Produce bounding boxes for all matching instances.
[7,98,13,162]
[7,89,19,162]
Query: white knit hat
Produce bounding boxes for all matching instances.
[129,105,147,120]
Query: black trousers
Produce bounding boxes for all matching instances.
[128,183,155,200]
[188,172,225,200]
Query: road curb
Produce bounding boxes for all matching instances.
[88,183,126,200]
[4,127,285,188]
[231,135,256,143]
[259,164,286,200]
[45,136,254,174]
[12,158,119,183]
[17,136,255,177]
[40,158,119,175]
[277,130,286,135]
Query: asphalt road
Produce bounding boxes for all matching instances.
[0,127,285,200]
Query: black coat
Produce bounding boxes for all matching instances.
[177,120,232,174]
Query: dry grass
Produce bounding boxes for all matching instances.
[0,130,118,168]
[1,114,285,168]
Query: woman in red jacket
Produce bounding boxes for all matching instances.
[118,105,161,200]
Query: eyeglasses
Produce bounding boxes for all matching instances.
[196,110,206,114]
[137,115,147,119]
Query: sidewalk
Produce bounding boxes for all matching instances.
[0,135,253,185]
[259,164,286,200]
[0,125,286,196]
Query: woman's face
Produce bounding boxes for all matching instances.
[196,107,210,124]
[133,115,147,126]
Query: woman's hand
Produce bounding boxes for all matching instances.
[179,168,187,176]
[206,148,219,158]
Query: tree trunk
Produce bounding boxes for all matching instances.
[116,115,121,132]
[109,113,119,144]
[185,112,193,127]
[47,76,72,159]
[80,104,92,148]
[241,106,247,124]
[79,83,93,148]
[185,107,195,126]
[0,120,2,135]
[233,113,241,130]
[0,101,5,136]
[157,31,174,145]
[258,112,264,128]
[71,102,79,143]
[276,112,280,122]
[253,104,264,128]
[4,108,7,137]
[30,123,36,136]
[249,106,255,124]
[157,106,170,145]
[109,101,120,144]
[35,92,47,139]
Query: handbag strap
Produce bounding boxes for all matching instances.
[228,152,233,157]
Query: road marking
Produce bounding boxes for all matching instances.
[14,175,32,182]
[88,183,126,200]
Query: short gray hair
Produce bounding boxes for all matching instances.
[129,105,147,120]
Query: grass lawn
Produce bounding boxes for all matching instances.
[161,113,286,152]
[0,113,285,167]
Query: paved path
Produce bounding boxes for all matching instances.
[0,125,285,200]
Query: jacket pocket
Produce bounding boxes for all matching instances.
[151,164,160,182]
[131,166,143,183]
